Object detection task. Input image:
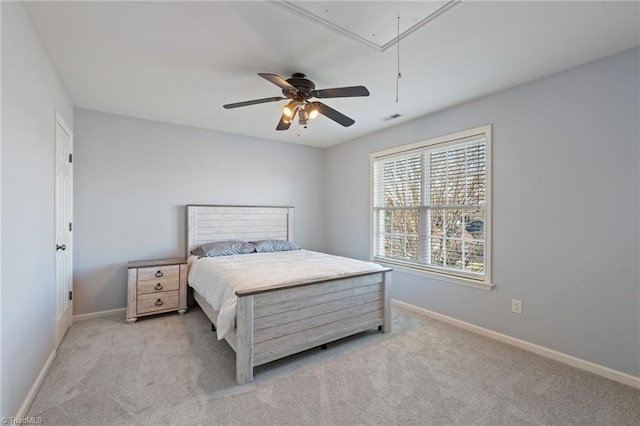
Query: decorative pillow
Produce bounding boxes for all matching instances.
[251,239,300,253]
[191,240,256,257]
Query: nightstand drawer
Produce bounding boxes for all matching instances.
[137,290,179,314]
[137,275,179,295]
[137,264,179,281]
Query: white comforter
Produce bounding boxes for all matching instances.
[187,250,383,339]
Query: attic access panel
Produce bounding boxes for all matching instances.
[271,1,462,52]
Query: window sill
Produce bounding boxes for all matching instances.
[374,259,495,291]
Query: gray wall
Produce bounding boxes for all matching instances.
[73,109,326,315]
[1,2,74,417]
[324,48,640,377]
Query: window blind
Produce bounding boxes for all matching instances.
[372,130,489,281]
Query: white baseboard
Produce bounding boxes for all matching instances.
[392,299,640,390]
[16,349,56,418]
[73,307,126,321]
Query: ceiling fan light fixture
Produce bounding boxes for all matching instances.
[282,101,296,118]
[299,108,310,125]
[306,103,319,119]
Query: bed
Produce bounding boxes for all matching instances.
[186,205,392,385]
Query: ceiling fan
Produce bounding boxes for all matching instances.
[223,73,370,131]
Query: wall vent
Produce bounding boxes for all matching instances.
[382,113,403,122]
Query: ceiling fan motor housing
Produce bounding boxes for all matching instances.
[285,73,315,98]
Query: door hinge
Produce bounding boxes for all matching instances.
[69,291,73,301]
[69,153,73,163]
[69,222,72,232]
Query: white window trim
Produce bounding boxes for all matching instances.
[370,125,494,291]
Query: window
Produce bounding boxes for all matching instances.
[371,126,492,289]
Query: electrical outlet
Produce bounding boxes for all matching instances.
[512,299,523,314]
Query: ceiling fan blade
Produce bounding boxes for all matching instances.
[312,86,370,99]
[258,73,298,93]
[276,115,291,131]
[223,96,285,109]
[315,102,355,127]
[276,109,297,131]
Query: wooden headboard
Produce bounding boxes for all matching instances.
[186,205,294,256]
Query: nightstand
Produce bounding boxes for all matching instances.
[127,257,188,323]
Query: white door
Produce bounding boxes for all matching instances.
[54,113,73,348]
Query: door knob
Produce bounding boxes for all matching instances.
[56,244,66,251]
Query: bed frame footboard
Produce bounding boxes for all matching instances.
[235,269,392,384]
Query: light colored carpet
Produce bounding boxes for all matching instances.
[28,304,639,425]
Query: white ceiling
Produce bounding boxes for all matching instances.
[25,1,639,148]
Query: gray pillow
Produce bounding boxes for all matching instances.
[251,239,300,253]
[191,240,256,257]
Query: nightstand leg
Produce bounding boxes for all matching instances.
[126,318,137,323]
[178,308,187,315]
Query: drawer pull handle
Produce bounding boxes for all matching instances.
[155,270,164,278]
[155,299,163,307]
[155,283,163,291]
